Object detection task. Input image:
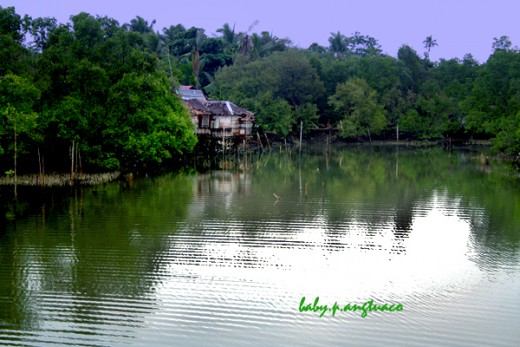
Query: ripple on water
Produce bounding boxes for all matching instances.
[2,150,520,346]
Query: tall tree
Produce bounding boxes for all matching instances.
[0,6,23,41]
[191,29,205,89]
[492,35,513,52]
[328,77,387,140]
[104,72,197,170]
[465,49,520,153]
[423,35,438,59]
[328,31,347,58]
[397,44,427,93]
[125,16,156,34]
[0,74,40,196]
[0,6,30,75]
[23,16,58,52]
[400,81,459,139]
[236,20,259,61]
[216,23,236,45]
[347,32,382,56]
[210,49,323,135]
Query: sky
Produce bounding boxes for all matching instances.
[1,0,519,63]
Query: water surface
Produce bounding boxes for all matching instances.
[1,146,519,346]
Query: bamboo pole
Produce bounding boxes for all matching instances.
[264,132,272,150]
[70,140,75,185]
[42,154,45,186]
[14,121,17,201]
[38,147,42,186]
[78,148,82,177]
[257,131,264,151]
[299,120,303,153]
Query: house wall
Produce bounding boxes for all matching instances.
[191,113,253,138]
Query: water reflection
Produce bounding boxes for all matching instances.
[1,146,520,346]
[166,148,520,311]
[0,174,194,343]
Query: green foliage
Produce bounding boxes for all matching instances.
[354,55,402,95]
[0,6,23,41]
[294,103,319,133]
[397,44,428,93]
[400,80,462,139]
[492,36,517,52]
[2,6,520,169]
[210,50,323,136]
[161,24,235,89]
[423,35,438,59]
[0,6,31,75]
[0,74,40,155]
[270,50,324,106]
[462,49,520,154]
[242,92,294,137]
[23,16,58,52]
[104,72,197,169]
[328,78,386,139]
[0,10,200,173]
[328,31,382,58]
[492,110,520,156]
[465,50,520,136]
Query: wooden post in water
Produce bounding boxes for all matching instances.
[222,128,225,157]
[257,132,264,151]
[299,121,303,153]
[264,132,272,150]
[78,149,82,177]
[72,141,74,181]
[70,140,75,186]
[74,146,78,179]
[14,121,17,201]
[38,147,42,186]
[243,139,248,170]
[37,147,45,186]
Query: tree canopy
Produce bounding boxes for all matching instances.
[0,6,197,174]
[1,5,520,176]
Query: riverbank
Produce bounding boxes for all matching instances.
[0,172,121,187]
[249,128,493,149]
[0,139,500,187]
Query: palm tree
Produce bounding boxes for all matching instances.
[423,35,438,58]
[162,24,191,56]
[216,22,239,59]
[146,31,175,79]
[192,29,205,89]
[237,20,259,60]
[248,32,272,59]
[329,31,347,58]
[146,31,162,54]
[216,23,236,45]
[125,16,156,34]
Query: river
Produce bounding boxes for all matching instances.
[1,145,519,346]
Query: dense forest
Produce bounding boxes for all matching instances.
[1,6,520,175]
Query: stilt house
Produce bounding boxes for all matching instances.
[176,86,254,140]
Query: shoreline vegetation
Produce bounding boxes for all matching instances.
[0,172,120,187]
[0,138,496,188]
[1,6,520,182]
